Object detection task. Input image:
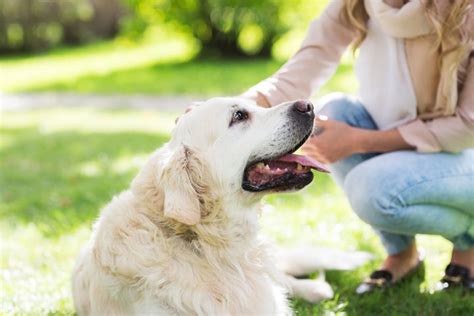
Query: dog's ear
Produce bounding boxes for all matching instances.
[160,145,207,225]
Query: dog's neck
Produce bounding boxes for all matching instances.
[130,159,262,251]
[184,197,261,250]
[177,200,270,284]
[134,184,261,251]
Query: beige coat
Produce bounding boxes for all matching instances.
[247,0,474,152]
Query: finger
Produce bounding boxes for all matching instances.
[305,151,328,164]
[314,119,328,128]
[315,115,333,128]
[307,150,329,163]
[301,142,315,151]
[319,158,331,164]
[301,145,322,157]
[312,126,325,136]
[304,139,324,150]
[312,115,329,136]
[301,140,319,149]
[177,103,199,123]
[185,105,195,113]
[301,146,315,154]
[301,142,330,162]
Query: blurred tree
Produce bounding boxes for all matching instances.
[122,0,328,58]
[0,0,123,54]
[0,0,329,57]
[89,0,122,38]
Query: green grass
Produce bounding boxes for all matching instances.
[1,108,473,315]
[0,39,471,315]
[0,36,197,94]
[0,39,357,96]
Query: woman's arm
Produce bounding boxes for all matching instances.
[303,55,474,164]
[242,0,355,106]
[355,128,414,153]
[304,56,473,163]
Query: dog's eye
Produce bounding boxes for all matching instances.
[230,110,248,126]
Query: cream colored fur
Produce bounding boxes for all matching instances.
[72,97,371,315]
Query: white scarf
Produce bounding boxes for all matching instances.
[365,0,433,38]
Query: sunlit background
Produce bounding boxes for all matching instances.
[0,0,471,315]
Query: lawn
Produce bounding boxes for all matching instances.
[0,36,356,97]
[1,107,473,315]
[1,40,473,315]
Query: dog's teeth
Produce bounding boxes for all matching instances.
[276,168,281,172]
[264,164,270,170]
[256,162,265,169]
[296,163,303,171]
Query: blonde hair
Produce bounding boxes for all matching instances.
[424,0,472,84]
[340,0,369,51]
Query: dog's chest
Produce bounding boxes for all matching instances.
[151,243,287,315]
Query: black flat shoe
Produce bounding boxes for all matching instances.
[355,260,424,295]
[437,263,474,291]
[355,269,393,294]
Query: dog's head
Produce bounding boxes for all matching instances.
[136,97,328,225]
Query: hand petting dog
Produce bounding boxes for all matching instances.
[302,115,361,164]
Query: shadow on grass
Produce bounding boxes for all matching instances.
[0,126,169,238]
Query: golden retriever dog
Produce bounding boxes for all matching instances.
[72,98,371,315]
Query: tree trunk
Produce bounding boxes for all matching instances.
[88,0,123,38]
[199,29,273,58]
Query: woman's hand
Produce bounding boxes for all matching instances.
[302,115,415,164]
[301,115,362,164]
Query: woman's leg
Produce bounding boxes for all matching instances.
[318,94,416,260]
[344,149,474,275]
[318,93,446,280]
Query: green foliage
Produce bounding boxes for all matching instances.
[1,0,329,57]
[1,108,473,315]
[0,0,122,54]
[122,0,329,57]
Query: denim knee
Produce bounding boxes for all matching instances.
[318,93,377,129]
[452,222,474,251]
[343,160,404,230]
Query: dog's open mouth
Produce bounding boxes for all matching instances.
[242,153,329,192]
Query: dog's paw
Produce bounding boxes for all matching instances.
[290,278,334,303]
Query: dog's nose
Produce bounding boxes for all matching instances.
[292,100,314,114]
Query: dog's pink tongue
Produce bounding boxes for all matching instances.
[279,154,330,173]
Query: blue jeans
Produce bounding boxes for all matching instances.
[319,94,474,255]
